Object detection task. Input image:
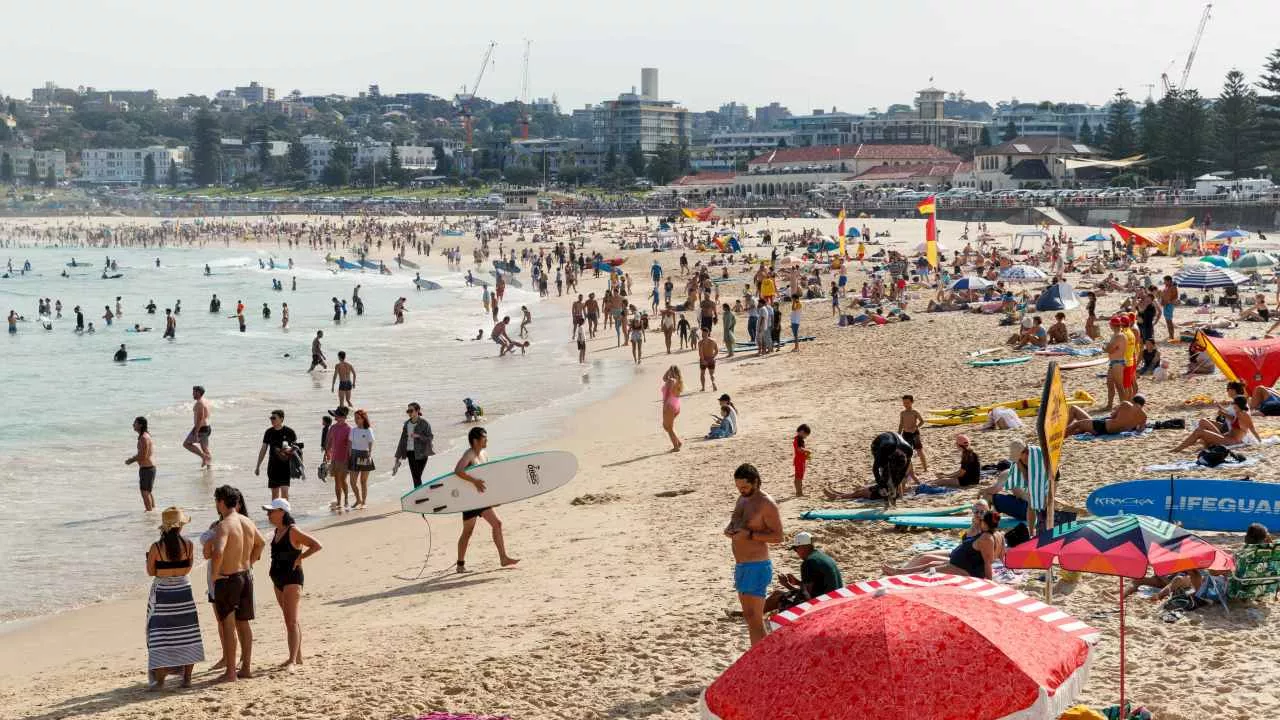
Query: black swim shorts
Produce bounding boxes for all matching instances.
[138,466,156,492]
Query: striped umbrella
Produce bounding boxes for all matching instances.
[1173,264,1247,288]
[1231,252,1276,270]
[700,573,1098,720]
[1005,515,1227,712]
[949,276,993,291]
[999,264,1050,283]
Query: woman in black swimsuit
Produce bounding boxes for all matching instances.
[263,499,322,667]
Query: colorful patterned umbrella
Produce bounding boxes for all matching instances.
[1000,264,1050,283]
[1004,515,1228,712]
[700,573,1098,720]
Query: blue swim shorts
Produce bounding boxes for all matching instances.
[734,559,773,598]
[1162,304,1174,320]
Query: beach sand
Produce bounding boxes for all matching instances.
[2,212,1278,719]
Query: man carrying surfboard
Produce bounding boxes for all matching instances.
[454,427,518,574]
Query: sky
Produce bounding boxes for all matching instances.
[5,0,1276,114]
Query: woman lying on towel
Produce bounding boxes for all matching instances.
[1171,395,1260,452]
[882,502,1004,580]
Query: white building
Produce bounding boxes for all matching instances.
[1,148,68,179]
[299,135,337,182]
[692,131,795,171]
[355,143,437,172]
[81,147,185,184]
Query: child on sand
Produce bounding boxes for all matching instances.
[793,424,811,496]
[676,314,691,349]
[898,395,927,472]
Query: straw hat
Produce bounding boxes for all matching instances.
[159,506,191,531]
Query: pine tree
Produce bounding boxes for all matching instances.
[1160,90,1212,183]
[168,158,179,187]
[1001,120,1017,142]
[979,126,992,147]
[388,142,404,185]
[1138,100,1162,158]
[143,154,157,186]
[1253,48,1280,166]
[1215,69,1262,177]
[27,159,38,185]
[191,110,222,186]
[1105,88,1137,159]
[0,152,12,183]
[288,140,310,182]
[1077,119,1093,145]
[44,166,56,188]
[625,143,646,176]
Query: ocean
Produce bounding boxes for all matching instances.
[0,243,632,623]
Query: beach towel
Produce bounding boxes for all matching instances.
[146,575,205,671]
[909,537,960,553]
[1072,429,1152,442]
[1040,344,1103,356]
[1140,457,1261,473]
[914,484,955,495]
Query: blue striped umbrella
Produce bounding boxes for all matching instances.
[999,264,1049,283]
[1174,264,1247,288]
[949,276,993,291]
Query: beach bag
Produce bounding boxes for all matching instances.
[1152,418,1185,430]
[1197,444,1237,468]
[288,445,306,480]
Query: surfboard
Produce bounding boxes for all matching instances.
[399,450,578,515]
[127,357,152,362]
[493,261,523,274]
[888,515,1022,530]
[1087,478,1280,532]
[802,505,969,521]
[490,271,522,288]
[442,229,465,237]
[1061,357,1108,370]
[414,278,442,290]
[397,258,420,269]
[335,259,361,270]
[359,259,382,270]
[968,356,1031,367]
[969,347,1003,357]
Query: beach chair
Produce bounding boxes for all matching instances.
[1226,543,1280,602]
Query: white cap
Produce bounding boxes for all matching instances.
[262,498,292,513]
[790,531,813,548]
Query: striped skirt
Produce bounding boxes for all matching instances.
[146,576,205,671]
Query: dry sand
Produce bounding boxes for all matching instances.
[1,212,1277,719]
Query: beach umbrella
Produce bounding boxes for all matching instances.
[999,265,1050,283]
[1084,233,1109,242]
[949,276,993,291]
[1173,264,1247,289]
[700,573,1098,720]
[914,239,951,254]
[845,226,861,238]
[1198,255,1228,267]
[1231,252,1276,270]
[808,238,839,252]
[778,255,803,268]
[1005,515,1227,712]
[1214,228,1250,240]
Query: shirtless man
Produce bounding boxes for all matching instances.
[724,463,783,645]
[454,427,519,573]
[1160,275,1178,341]
[162,309,176,340]
[492,316,516,356]
[208,485,265,682]
[332,351,356,406]
[308,330,326,372]
[571,294,585,340]
[584,293,600,338]
[1066,396,1147,436]
[125,416,156,511]
[697,329,719,392]
[699,291,718,335]
[183,385,212,468]
[1103,317,1128,411]
[898,395,927,472]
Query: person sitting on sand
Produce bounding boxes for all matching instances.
[1136,522,1270,604]
[1047,312,1069,344]
[1238,294,1271,322]
[923,434,981,488]
[822,432,914,506]
[1137,339,1162,376]
[979,439,1046,533]
[1249,385,1280,416]
[1066,396,1146,436]
[1006,316,1036,346]
[705,394,738,440]
[1172,395,1260,451]
[763,531,843,614]
[882,505,1003,580]
[1185,340,1216,375]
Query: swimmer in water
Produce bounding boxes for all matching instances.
[204,264,211,276]
[114,344,128,362]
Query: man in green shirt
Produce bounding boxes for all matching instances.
[765,532,844,613]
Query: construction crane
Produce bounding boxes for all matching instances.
[1161,3,1211,96]
[1179,3,1212,90]
[455,41,497,149]
[517,40,532,140]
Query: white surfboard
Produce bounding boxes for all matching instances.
[399,451,578,515]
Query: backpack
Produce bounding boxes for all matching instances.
[1197,444,1243,468]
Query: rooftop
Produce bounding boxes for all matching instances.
[747,144,961,166]
[978,136,1100,156]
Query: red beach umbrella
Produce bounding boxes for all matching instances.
[700,574,1098,720]
[1004,514,1229,712]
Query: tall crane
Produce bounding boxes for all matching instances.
[517,40,532,140]
[1179,3,1212,90]
[456,41,497,149]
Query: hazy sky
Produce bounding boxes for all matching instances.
[5,0,1275,113]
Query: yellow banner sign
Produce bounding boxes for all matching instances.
[1037,362,1068,482]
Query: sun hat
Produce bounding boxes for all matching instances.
[1008,438,1027,460]
[790,531,814,548]
[159,507,191,531]
[262,498,292,513]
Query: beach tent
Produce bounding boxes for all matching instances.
[1012,229,1049,253]
[1084,232,1109,242]
[844,227,861,238]
[1035,282,1081,311]
[1111,218,1196,252]
[700,573,1097,720]
[1196,331,1280,391]
[808,238,838,253]
[1198,255,1229,268]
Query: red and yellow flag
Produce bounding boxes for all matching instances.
[837,209,847,257]
[918,195,938,268]
[916,195,937,215]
